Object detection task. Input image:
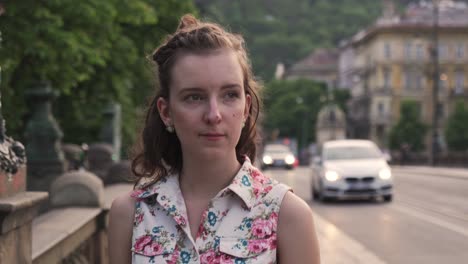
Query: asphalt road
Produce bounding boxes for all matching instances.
[264,166,468,264]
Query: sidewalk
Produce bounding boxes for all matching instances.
[313,213,386,264]
[391,165,468,180]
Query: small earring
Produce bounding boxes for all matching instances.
[242,120,246,128]
[166,125,174,133]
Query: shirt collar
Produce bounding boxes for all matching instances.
[131,157,261,209]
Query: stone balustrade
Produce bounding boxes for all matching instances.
[30,169,134,264]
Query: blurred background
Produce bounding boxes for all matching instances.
[0,1,467,263]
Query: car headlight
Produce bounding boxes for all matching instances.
[379,168,392,180]
[262,155,273,165]
[325,170,340,181]
[285,154,295,165]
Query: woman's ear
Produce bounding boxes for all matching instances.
[244,93,252,120]
[157,97,172,126]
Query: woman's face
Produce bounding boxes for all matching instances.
[157,49,251,161]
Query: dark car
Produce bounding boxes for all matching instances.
[261,144,296,170]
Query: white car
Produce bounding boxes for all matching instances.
[311,139,393,202]
[261,144,296,170]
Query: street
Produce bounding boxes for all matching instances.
[264,166,468,264]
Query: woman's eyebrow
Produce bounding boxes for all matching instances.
[220,84,242,90]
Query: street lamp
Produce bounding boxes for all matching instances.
[429,0,440,166]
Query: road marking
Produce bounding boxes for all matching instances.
[313,213,387,264]
[396,194,468,223]
[392,203,468,238]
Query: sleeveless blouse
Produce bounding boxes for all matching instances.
[130,158,291,264]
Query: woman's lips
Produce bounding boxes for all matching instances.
[200,133,225,140]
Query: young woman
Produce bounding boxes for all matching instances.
[108,14,320,264]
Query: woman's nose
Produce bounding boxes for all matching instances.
[204,98,222,124]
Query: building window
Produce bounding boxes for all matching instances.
[438,43,448,59]
[436,103,444,119]
[383,68,391,89]
[405,41,412,60]
[404,71,411,89]
[384,42,391,59]
[416,44,424,60]
[415,72,423,89]
[456,43,465,59]
[455,71,464,94]
[378,102,385,116]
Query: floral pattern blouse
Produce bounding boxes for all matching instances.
[130,157,291,264]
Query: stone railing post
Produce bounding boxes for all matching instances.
[0,3,48,263]
[24,84,67,193]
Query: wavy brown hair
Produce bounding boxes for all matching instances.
[131,14,262,186]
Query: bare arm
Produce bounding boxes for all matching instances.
[108,192,135,264]
[277,191,320,264]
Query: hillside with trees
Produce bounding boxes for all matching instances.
[195,0,468,80]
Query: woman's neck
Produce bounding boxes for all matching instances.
[179,153,241,200]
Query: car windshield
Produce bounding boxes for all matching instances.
[323,146,382,160]
[264,145,290,154]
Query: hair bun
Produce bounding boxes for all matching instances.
[177,14,199,30]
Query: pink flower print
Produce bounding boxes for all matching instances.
[220,254,234,264]
[269,236,277,250]
[131,189,146,198]
[269,212,279,231]
[174,215,187,227]
[167,246,180,264]
[143,242,163,255]
[252,219,273,238]
[264,185,273,194]
[200,250,217,263]
[134,212,144,225]
[134,235,152,252]
[247,239,268,254]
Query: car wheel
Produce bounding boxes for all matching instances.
[312,186,319,200]
[383,195,393,202]
[318,184,329,203]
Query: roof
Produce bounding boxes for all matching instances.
[288,48,339,75]
[347,0,468,46]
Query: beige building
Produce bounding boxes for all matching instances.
[286,48,339,89]
[342,0,468,150]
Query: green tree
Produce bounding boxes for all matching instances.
[445,100,468,151]
[389,101,428,151]
[1,1,195,155]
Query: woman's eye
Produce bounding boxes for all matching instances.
[225,91,240,99]
[185,94,204,101]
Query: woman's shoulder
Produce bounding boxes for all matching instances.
[278,191,314,224]
[109,191,136,222]
[277,192,320,263]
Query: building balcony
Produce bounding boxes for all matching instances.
[370,113,392,125]
[449,87,468,98]
[371,86,393,96]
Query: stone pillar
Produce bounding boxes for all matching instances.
[99,102,121,161]
[105,160,135,185]
[0,4,49,263]
[62,143,84,171]
[87,143,114,181]
[24,83,67,193]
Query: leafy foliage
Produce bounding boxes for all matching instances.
[445,100,468,151]
[263,79,349,147]
[389,101,428,151]
[1,0,195,155]
[196,0,385,80]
